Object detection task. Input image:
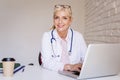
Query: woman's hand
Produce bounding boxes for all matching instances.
[64,63,82,72]
[71,63,82,72]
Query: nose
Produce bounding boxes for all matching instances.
[58,19,62,24]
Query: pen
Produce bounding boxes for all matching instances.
[22,68,25,72]
[14,65,25,74]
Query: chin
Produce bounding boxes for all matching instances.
[57,28,64,32]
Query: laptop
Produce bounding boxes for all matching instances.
[59,44,120,79]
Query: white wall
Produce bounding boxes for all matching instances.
[0,0,85,65]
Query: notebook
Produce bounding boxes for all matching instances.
[59,44,120,80]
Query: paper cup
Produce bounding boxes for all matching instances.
[2,58,15,77]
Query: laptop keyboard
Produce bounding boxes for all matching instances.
[72,71,80,76]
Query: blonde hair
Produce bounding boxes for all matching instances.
[51,4,72,29]
[54,4,72,18]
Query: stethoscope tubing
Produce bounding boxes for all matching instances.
[51,28,73,57]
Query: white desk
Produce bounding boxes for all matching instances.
[0,66,120,80]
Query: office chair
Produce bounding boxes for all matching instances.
[38,52,42,65]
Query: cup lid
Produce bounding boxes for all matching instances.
[2,58,15,61]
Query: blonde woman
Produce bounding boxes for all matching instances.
[41,4,87,72]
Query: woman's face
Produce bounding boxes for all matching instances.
[54,10,72,32]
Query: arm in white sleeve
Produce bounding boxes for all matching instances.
[79,33,87,62]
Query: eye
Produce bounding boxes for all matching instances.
[63,17,68,20]
[54,16,59,19]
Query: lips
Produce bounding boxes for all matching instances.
[57,25,64,28]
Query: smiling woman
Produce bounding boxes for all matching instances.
[41,4,87,72]
[0,0,85,66]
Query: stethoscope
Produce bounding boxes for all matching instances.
[51,28,73,58]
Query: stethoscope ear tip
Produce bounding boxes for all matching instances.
[51,55,60,57]
[68,52,72,56]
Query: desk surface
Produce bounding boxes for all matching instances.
[0,66,120,80]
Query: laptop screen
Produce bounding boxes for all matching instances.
[79,44,120,79]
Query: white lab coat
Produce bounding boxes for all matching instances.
[41,28,87,71]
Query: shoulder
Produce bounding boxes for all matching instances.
[42,30,52,40]
[72,29,83,38]
[42,30,52,37]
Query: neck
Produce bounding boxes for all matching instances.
[58,30,68,39]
